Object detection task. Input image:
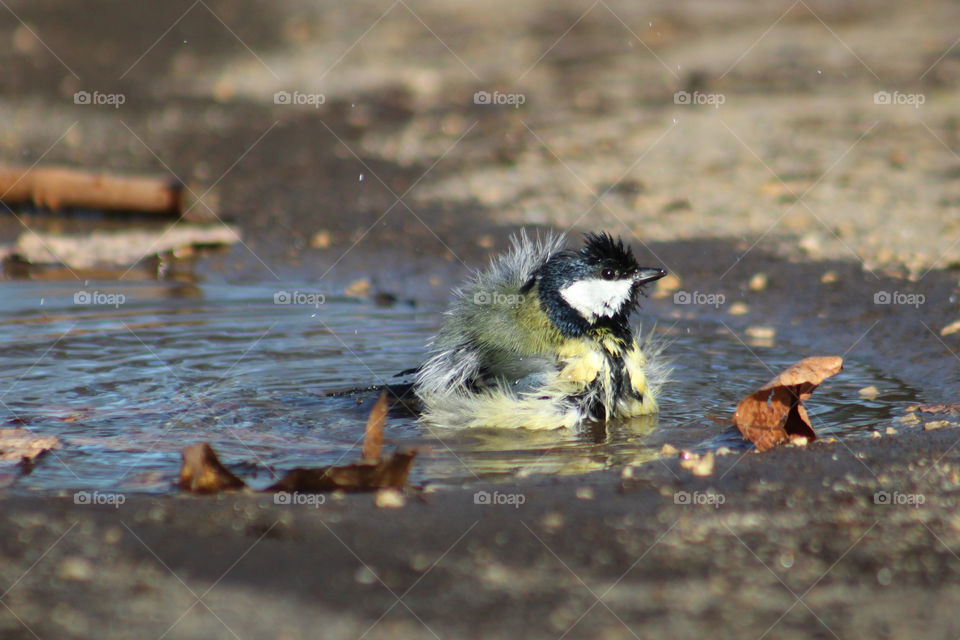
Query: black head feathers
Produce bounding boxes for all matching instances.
[580,232,640,278]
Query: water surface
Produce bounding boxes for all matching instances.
[0,281,918,492]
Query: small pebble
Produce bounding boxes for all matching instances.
[746,326,775,339]
[344,278,371,298]
[59,557,94,582]
[542,512,565,530]
[652,273,681,299]
[924,420,952,431]
[575,487,594,500]
[799,233,822,255]
[885,427,898,436]
[728,302,749,315]
[872,431,882,438]
[310,230,332,249]
[354,566,378,585]
[679,451,714,476]
[858,385,880,399]
[660,443,678,456]
[748,273,768,291]
[897,413,920,426]
[821,271,838,284]
[941,320,960,337]
[374,488,406,508]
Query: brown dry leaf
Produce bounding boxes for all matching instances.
[178,392,416,494]
[361,391,388,461]
[266,451,416,493]
[177,443,247,493]
[0,429,60,463]
[734,356,843,452]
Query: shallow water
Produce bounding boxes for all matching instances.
[0,281,919,493]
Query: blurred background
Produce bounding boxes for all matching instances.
[0,0,958,293]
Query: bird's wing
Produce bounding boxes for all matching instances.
[475,349,559,394]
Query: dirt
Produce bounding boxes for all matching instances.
[1,0,960,637]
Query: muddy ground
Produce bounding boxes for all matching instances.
[1,0,960,637]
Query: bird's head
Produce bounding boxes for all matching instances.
[530,233,666,338]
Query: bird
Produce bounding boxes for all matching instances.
[414,231,668,430]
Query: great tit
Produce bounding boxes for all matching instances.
[414,231,667,430]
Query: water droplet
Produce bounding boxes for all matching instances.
[817,69,822,74]
[672,117,678,124]
[359,174,364,182]
[649,21,653,27]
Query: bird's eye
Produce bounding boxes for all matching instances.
[601,268,616,280]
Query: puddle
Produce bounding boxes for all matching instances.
[0,282,920,493]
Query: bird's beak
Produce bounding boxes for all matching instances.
[635,267,667,285]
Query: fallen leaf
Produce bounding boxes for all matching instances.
[177,443,247,493]
[178,396,416,495]
[733,356,843,452]
[266,451,416,493]
[0,429,60,463]
[361,391,388,461]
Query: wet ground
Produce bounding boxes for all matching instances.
[1,0,960,638]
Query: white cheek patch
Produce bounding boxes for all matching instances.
[559,278,635,321]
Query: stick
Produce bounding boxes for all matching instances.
[0,165,217,221]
